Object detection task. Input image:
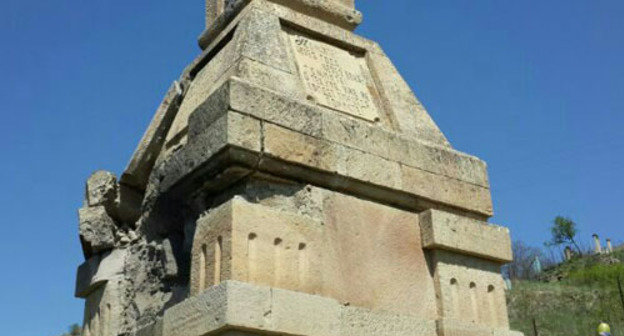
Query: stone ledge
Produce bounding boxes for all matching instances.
[420,210,512,263]
[75,249,127,298]
[216,78,490,189]
[156,107,492,216]
[162,280,436,336]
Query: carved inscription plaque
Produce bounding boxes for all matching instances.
[289,34,380,122]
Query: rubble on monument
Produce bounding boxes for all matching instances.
[74,1,523,336]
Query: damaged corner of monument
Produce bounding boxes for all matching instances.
[75,1,524,336]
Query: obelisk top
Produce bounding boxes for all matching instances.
[205,0,361,32]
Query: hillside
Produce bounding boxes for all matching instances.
[507,250,624,336]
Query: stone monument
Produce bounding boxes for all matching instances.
[74,1,523,336]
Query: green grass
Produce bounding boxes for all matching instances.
[508,281,624,336]
[508,257,624,336]
[566,264,624,288]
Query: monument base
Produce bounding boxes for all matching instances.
[138,281,522,336]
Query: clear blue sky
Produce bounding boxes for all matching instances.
[1,1,623,335]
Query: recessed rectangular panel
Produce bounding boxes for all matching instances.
[289,33,380,122]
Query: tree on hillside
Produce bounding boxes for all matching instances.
[508,241,546,280]
[547,216,582,255]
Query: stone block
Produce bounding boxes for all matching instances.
[189,194,437,318]
[165,34,238,150]
[163,282,228,336]
[164,281,439,336]
[236,58,303,100]
[79,206,117,256]
[161,77,492,216]
[340,306,436,336]
[263,122,338,171]
[236,9,291,73]
[215,78,488,188]
[223,278,273,329]
[430,251,510,329]
[321,192,438,317]
[86,171,117,208]
[81,275,125,336]
[401,165,493,217]
[158,111,262,194]
[189,198,325,297]
[262,122,402,190]
[228,79,322,137]
[420,209,513,263]
[92,249,126,284]
[75,249,127,298]
[336,146,402,190]
[75,255,102,298]
[270,287,341,336]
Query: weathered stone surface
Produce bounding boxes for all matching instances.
[401,164,493,216]
[237,8,291,73]
[76,255,102,298]
[262,121,489,215]
[164,281,437,336]
[86,171,117,208]
[236,58,302,100]
[227,78,486,186]
[81,276,126,336]
[341,306,436,336]
[288,31,380,122]
[190,195,437,318]
[420,209,513,262]
[165,34,238,150]
[75,249,127,298]
[136,320,163,336]
[114,183,143,226]
[430,250,510,329]
[160,239,178,279]
[158,111,261,193]
[79,206,117,256]
[228,79,322,137]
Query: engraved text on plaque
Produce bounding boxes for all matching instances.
[289,34,380,122]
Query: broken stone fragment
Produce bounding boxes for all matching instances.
[160,238,178,279]
[86,170,118,209]
[79,206,117,257]
[113,183,143,226]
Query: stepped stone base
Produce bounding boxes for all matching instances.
[140,281,521,336]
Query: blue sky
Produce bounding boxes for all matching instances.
[1,1,623,335]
